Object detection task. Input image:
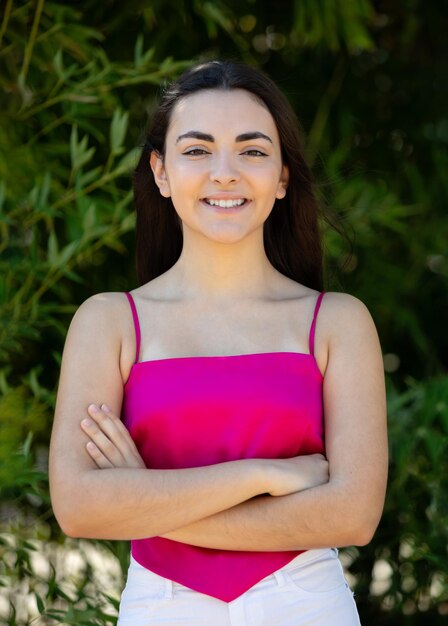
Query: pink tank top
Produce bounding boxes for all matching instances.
[121,292,325,602]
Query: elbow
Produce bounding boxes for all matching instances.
[335,520,377,548]
[51,504,81,538]
[57,517,83,539]
[333,476,386,547]
[344,507,383,547]
[50,477,93,539]
[53,506,105,539]
[333,488,384,547]
[350,524,377,547]
[51,497,88,538]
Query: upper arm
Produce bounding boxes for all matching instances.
[49,292,132,520]
[320,293,388,536]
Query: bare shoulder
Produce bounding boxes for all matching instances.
[320,291,379,338]
[65,292,135,381]
[321,291,372,313]
[317,291,383,376]
[72,291,129,322]
[69,291,133,337]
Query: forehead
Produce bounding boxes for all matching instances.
[167,89,279,139]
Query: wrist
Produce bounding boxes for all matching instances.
[245,458,272,496]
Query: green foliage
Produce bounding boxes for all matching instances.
[1,523,123,625]
[1,0,447,624]
[0,425,128,624]
[0,3,192,622]
[0,2,193,369]
[292,0,375,52]
[348,376,448,622]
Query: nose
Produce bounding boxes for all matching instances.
[209,152,240,185]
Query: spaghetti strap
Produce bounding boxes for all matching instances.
[308,292,325,357]
[124,292,141,364]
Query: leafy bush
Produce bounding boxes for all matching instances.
[350,377,448,623]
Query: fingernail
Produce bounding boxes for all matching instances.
[82,418,92,427]
[101,403,111,413]
[88,404,99,414]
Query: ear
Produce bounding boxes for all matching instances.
[275,164,289,200]
[150,151,171,198]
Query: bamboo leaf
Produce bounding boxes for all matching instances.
[37,172,52,210]
[47,230,58,264]
[82,203,96,231]
[70,124,96,172]
[79,166,103,188]
[110,108,129,157]
[35,592,45,614]
[134,33,144,67]
[117,147,140,173]
[53,48,64,78]
[57,240,79,267]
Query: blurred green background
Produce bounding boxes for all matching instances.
[1,0,447,623]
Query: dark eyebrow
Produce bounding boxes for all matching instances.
[236,132,272,144]
[175,131,273,144]
[176,131,214,144]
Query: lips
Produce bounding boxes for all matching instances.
[202,198,249,208]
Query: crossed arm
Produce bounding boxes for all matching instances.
[77,387,385,552]
[49,292,388,551]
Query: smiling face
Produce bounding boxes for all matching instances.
[150,88,289,244]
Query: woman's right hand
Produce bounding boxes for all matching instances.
[265,454,329,496]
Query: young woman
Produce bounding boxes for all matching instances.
[49,60,388,625]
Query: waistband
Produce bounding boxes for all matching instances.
[127,548,339,600]
[270,548,339,589]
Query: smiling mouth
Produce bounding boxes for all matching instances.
[202,198,249,208]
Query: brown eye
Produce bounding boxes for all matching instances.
[183,149,209,156]
[242,150,267,157]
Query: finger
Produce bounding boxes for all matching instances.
[86,441,114,469]
[81,417,124,466]
[88,404,130,446]
[84,406,146,468]
[87,404,132,452]
[91,404,144,463]
[100,403,142,456]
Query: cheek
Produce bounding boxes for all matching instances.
[167,159,207,192]
[252,166,283,197]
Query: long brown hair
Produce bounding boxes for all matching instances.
[134,60,323,290]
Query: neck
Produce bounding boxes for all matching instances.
[168,230,278,303]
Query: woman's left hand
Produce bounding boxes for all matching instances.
[80,403,146,469]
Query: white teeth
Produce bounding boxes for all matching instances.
[205,198,246,207]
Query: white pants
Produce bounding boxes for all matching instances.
[117,548,361,625]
